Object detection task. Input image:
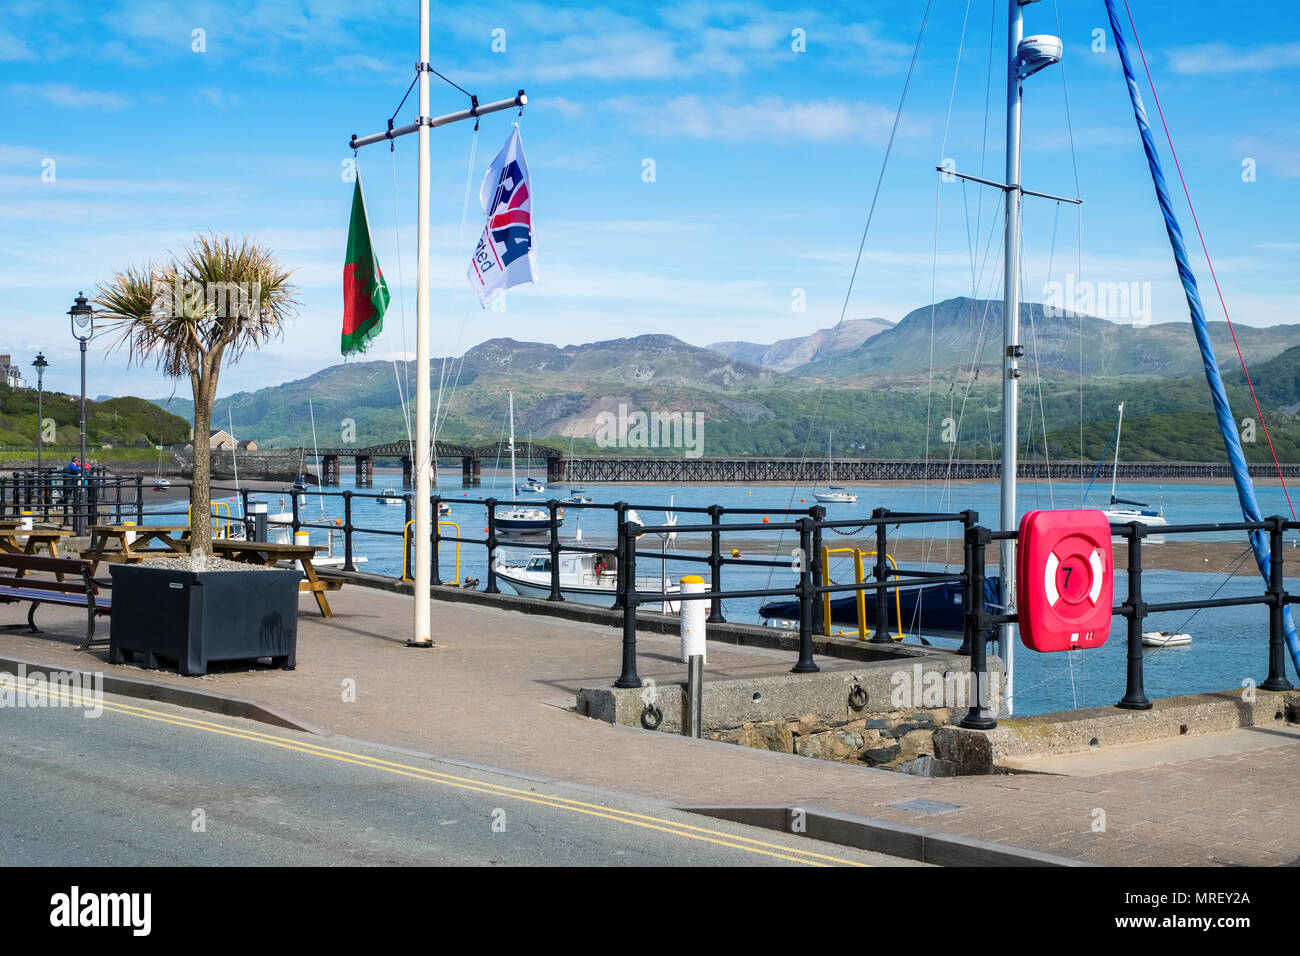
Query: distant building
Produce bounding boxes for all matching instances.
[237,439,258,451]
[0,354,23,388]
[208,429,235,450]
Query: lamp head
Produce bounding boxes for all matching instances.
[68,292,93,338]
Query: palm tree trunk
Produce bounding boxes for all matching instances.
[190,393,213,555]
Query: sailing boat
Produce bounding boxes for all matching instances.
[1100,403,1169,538]
[496,392,558,534]
[152,443,170,489]
[813,430,857,504]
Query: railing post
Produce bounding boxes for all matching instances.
[958,510,979,655]
[613,502,629,609]
[792,516,820,673]
[291,489,301,534]
[403,493,413,582]
[614,516,642,688]
[546,499,563,601]
[430,494,442,586]
[484,498,500,594]
[871,507,891,642]
[342,490,356,573]
[706,504,725,623]
[1262,515,1294,691]
[810,504,826,635]
[135,475,144,525]
[959,525,997,729]
[1118,521,1152,709]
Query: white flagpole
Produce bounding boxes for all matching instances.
[411,0,433,646]
[345,5,524,648]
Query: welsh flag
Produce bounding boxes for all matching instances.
[341,174,389,356]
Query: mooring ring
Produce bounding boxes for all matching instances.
[640,703,664,730]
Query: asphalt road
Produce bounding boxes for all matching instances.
[0,685,919,867]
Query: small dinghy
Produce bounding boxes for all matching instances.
[1142,631,1191,648]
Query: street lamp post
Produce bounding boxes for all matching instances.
[31,352,48,474]
[68,293,94,534]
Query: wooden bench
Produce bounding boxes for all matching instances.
[0,553,111,650]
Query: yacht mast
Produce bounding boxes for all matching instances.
[1111,403,1125,504]
[999,0,1026,716]
[509,391,517,494]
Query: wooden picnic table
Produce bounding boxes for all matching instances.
[0,528,73,580]
[80,524,191,574]
[209,539,342,618]
[0,528,71,558]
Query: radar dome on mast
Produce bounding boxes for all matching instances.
[1017,35,1062,79]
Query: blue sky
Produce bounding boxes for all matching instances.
[1,0,1298,400]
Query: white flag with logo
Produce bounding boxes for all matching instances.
[467,127,537,307]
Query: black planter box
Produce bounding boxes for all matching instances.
[108,564,299,676]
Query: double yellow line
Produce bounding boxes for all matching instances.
[3,678,869,867]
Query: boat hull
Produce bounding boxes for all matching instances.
[760,576,1002,641]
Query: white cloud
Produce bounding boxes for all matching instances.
[607,94,922,143]
[9,83,129,110]
[0,29,35,61]
[197,86,239,108]
[1167,41,1300,75]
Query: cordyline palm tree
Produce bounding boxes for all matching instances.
[94,234,298,556]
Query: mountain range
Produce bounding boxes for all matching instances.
[148,297,1300,461]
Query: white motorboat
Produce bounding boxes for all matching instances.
[378,488,403,505]
[494,549,680,611]
[1142,631,1191,648]
[516,477,545,494]
[813,430,857,503]
[815,486,857,504]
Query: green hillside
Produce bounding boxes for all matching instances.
[0,384,190,449]
[143,299,1300,463]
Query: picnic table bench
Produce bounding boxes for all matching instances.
[80,523,191,574]
[209,539,343,618]
[0,553,110,649]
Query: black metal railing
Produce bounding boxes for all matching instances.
[958,516,1298,729]
[6,469,1295,721]
[0,470,142,536]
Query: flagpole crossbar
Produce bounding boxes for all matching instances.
[936,166,1081,204]
[350,91,527,150]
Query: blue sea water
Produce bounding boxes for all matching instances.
[155,467,1299,717]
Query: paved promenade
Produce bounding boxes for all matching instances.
[4,586,1298,866]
